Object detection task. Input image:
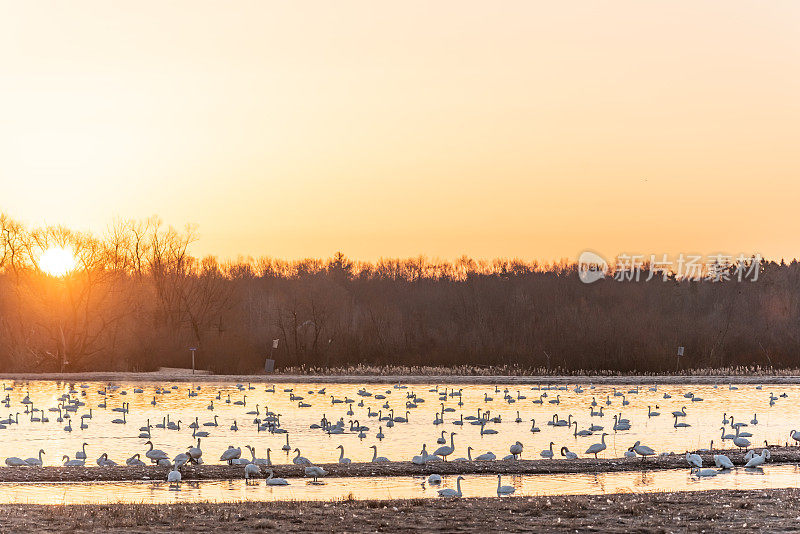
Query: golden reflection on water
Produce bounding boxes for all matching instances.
[0,466,798,505]
[0,380,797,467]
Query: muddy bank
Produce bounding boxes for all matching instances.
[1,370,800,385]
[0,488,797,532]
[0,445,796,483]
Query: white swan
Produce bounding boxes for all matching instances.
[144,441,168,464]
[167,464,181,486]
[126,454,146,467]
[692,467,718,477]
[509,441,523,459]
[370,445,390,463]
[62,455,85,467]
[437,476,464,497]
[475,450,496,461]
[560,446,578,459]
[713,454,734,469]
[433,432,455,461]
[428,474,442,484]
[585,433,608,458]
[630,441,655,460]
[266,468,289,485]
[304,465,327,483]
[745,449,770,468]
[24,449,45,467]
[244,463,261,480]
[292,448,311,465]
[220,446,242,465]
[685,452,703,468]
[496,474,515,495]
[337,445,351,465]
[540,442,554,459]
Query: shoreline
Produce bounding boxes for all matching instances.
[0,488,797,532]
[0,445,791,483]
[1,370,800,385]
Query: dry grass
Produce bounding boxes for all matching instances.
[3,489,800,532]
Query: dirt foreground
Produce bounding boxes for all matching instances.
[0,488,794,532]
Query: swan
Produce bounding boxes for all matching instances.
[167,464,182,486]
[433,432,455,461]
[585,433,608,458]
[673,415,690,428]
[436,431,447,444]
[496,475,515,495]
[630,441,655,460]
[244,463,261,480]
[292,448,311,465]
[144,441,169,464]
[692,467,718,477]
[245,445,268,465]
[509,441,523,459]
[220,446,242,465]
[751,414,759,425]
[745,449,770,468]
[540,442,554,459]
[126,453,146,467]
[791,429,800,445]
[188,439,203,463]
[720,427,735,440]
[714,454,734,469]
[475,450,496,461]
[671,406,687,418]
[304,465,327,483]
[685,452,703,468]
[97,453,117,467]
[266,468,289,485]
[282,434,291,451]
[732,432,751,449]
[437,476,464,497]
[428,474,442,484]
[560,446,578,459]
[76,442,88,460]
[337,445,351,465]
[370,445,390,463]
[62,455,85,467]
[648,406,660,417]
[23,449,45,467]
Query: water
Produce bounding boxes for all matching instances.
[0,380,792,466]
[1,465,799,504]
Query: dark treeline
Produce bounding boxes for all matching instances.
[1,213,799,374]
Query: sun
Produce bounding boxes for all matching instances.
[39,246,77,277]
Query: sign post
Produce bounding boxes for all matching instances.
[189,347,198,375]
[265,339,278,373]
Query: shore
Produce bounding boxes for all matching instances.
[0,488,794,532]
[2,369,800,385]
[0,445,793,482]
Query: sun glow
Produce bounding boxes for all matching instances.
[39,246,76,277]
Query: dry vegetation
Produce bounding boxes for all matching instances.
[0,489,797,532]
[1,213,798,374]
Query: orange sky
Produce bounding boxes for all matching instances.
[2,2,799,262]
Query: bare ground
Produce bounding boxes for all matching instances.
[0,488,797,532]
[0,445,796,482]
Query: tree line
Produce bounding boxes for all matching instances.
[1,213,798,374]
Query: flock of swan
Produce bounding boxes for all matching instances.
[0,380,794,496]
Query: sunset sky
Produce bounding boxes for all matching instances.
[2,2,799,262]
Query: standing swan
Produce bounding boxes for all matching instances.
[433,432,456,461]
[337,445,351,465]
[585,433,608,458]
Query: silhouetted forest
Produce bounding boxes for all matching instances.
[1,214,798,374]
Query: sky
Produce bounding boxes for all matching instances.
[2,1,799,262]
